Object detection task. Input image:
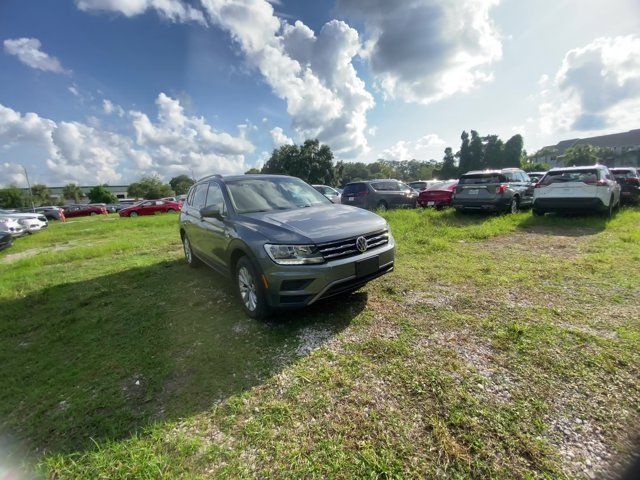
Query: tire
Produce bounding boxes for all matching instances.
[377,201,388,212]
[182,234,201,268]
[130,211,138,217]
[532,208,545,217]
[167,208,175,214]
[603,196,614,219]
[508,197,519,214]
[235,256,270,320]
[90,212,97,216]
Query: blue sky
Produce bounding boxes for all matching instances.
[1,0,639,186]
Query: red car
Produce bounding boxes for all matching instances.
[119,200,182,217]
[418,180,458,209]
[64,204,109,217]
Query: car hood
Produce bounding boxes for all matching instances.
[239,204,387,244]
[1,212,44,219]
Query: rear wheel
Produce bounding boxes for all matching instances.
[235,256,269,319]
[182,234,201,268]
[90,211,97,216]
[130,211,138,217]
[533,208,545,217]
[603,196,614,219]
[508,197,519,214]
[167,208,175,213]
[377,201,388,212]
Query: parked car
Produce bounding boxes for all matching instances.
[312,184,341,203]
[0,217,26,237]
[64,204,109,218]
[180,174,395,319]
[119,199,182,217]
[341,179,418,211]
[0,231,13,251]
[0,210,48,232]
[527,171,546,183]
[610,167,640,204]
[418,180,458,209]
[533,165,621,217]
[106,203,126,212]
[452,168,534,213]
[34,206,65,221]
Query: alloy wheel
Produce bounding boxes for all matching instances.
[238,266,258,312]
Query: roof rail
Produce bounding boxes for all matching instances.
[196,174,223,182]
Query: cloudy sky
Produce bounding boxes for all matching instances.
[1,0,639,186]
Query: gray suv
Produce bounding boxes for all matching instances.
[179,174,395,319]
[452,168,534,213]
[341,179,418,211]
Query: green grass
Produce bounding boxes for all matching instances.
[1,208,638,478]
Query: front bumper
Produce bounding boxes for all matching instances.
[533,197,606,212]
[259,239,396,308]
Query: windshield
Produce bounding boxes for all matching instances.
[610,169,636,178]
[459,174,506,185]
[540,169,600,185]
[428,181,457,190]
[226,177,331,214]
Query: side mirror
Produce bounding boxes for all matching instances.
[200,205,222,220]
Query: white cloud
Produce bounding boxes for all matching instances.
[0,162,26,186]
[269,126,293,147]
[68,85,80,97]
[0,93,255,186]
[538,35,640,135]
[337,0,502,104]
[380,133,445,161]
[199,1,375,158]
[128,92,254,177]
[3,37,70,74]
[75,0,206,24]
[102,99,125,117]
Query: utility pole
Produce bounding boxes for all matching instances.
[22,165,35,212]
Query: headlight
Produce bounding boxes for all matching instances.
[264,244,325,265]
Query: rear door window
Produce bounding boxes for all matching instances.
[540,169,600,185]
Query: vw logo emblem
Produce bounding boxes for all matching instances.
[356,236,368,253]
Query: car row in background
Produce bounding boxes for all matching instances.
[312,185,341,203]
[63,204,109,217]
[610,167,640,204]
[0,209,49,233]
[119,199,182,217]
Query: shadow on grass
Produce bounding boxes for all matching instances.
[0,259,365,456]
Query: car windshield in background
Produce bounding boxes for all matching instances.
[343,183,366,195]
[226,177,330,214]
[540,169,599,185]
[610,169,635,178]
[459,174,506,185]
[409,182,427,190]
[428,181,457,190]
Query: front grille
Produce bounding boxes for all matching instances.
[317,230,389,261]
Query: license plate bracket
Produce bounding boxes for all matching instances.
[356,256,379,278]
[468,189,479,195]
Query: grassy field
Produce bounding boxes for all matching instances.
[1,207,639,479]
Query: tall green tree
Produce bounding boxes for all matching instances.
[88,186,117,204]
[0,185,26,208]
[62,183,83,203]
[503,134,524,168]
[563,144,601,166]
[469,130,484,170]
[30,184,52,206]
[127,175,174,200]
[169,175,194,195]
[457,131,472,175]
[438,147,458,179]
[245,168,261,174]
[483,135,504,169]
[262,139,336,185]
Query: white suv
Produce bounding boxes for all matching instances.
[533,165,621,217]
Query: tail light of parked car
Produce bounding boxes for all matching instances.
[626,177,640,185]
[496,184,508,194]
[354,190,369,196]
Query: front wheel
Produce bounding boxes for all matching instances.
[167,208,175,213]
[182,235,201,268]
[235,256,270,320]
[532,208,545,217]
[90,212,97,216]
[130,211,138,217]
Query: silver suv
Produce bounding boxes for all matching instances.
[179,174,396,319]
[341,179,418,211]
